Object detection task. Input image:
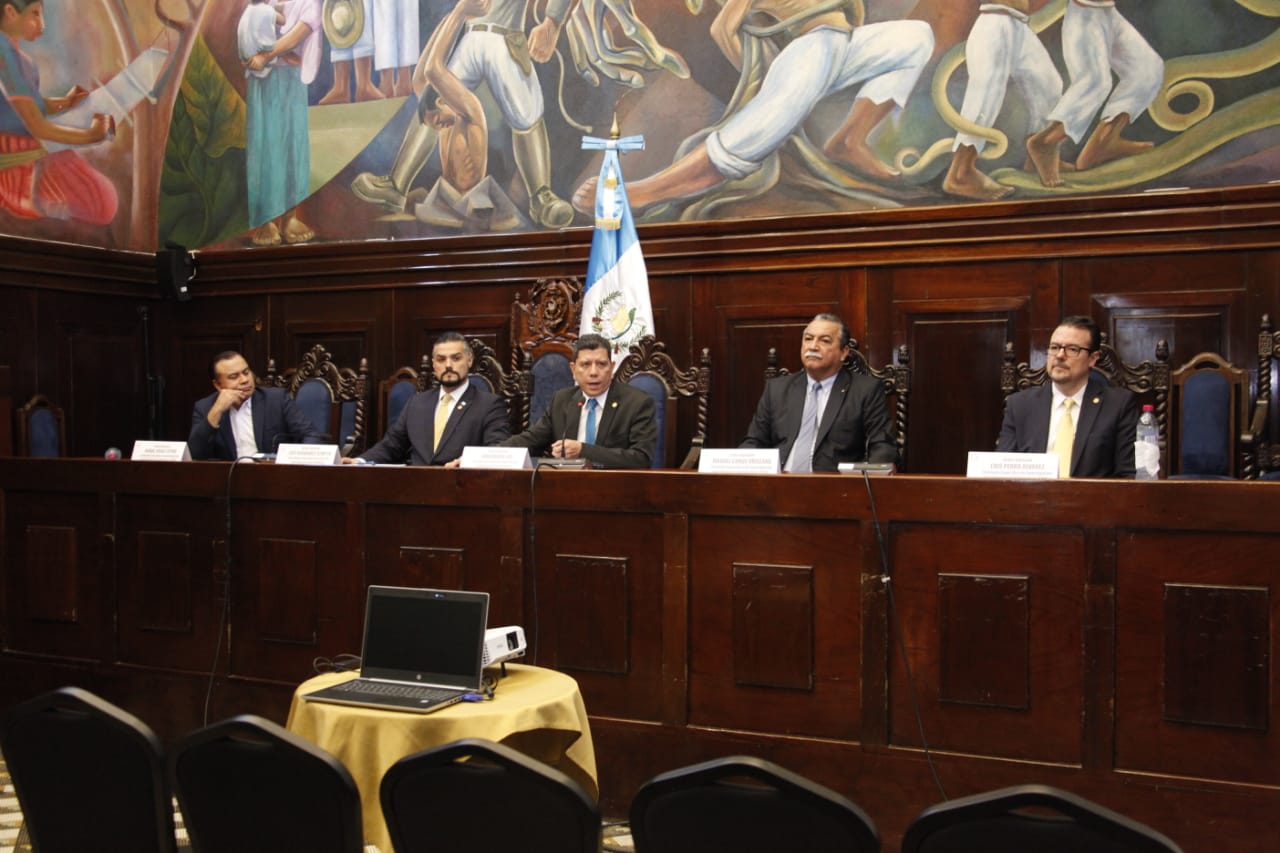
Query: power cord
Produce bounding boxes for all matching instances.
[203,455,254,726]
[861,469,948,801]
[313,654,362,674]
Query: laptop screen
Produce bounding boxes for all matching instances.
[359,586,489,688]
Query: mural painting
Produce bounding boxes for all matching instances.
[0,0,1276,252]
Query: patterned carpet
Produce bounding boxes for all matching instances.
[0,756,632,852]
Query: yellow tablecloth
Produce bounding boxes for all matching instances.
[286,663,597,853]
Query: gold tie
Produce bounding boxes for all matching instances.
[434,393,453,451]
[1053,399,1075,478]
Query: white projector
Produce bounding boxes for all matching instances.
[482,626,527,666]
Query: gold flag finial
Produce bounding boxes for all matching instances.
[610,114,620,140]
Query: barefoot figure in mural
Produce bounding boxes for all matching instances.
[0,0,117,224]
[351,0,576,227]
[572,0,933,216]
[410,0,529,230]
[1025,0,1162,187]
[942,0,1061,201]
[240,0,321,246]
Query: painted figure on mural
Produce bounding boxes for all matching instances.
[572,0,934,216]
[240,0,322,246]
[1025,0,1162,187]
[0,0,117,224]
[319,0,383,104]
[409,0,528,230]
[941,0,1061,201]
[374,0,418,98]
[350,0,577,228]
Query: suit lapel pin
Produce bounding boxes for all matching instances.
[457,401,468,409]
[1092,397,1100,405]
[611,401,617,408]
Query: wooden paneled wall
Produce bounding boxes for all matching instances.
[2,188,1279,469]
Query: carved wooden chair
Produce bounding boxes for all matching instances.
[1001,336,1171,472]
[378,356,431,439]
[16,393,65,457]
[1254,314,1280,479]
[264,344,370,456]
[1167,351,1257,479]
[615,335,712,468]
[766,340,911,470]
[511,277,583,429]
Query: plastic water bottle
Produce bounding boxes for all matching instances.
[1135,404,1160,480]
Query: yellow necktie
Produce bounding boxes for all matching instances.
[434,393,453,451]
[1053,399,1075,478]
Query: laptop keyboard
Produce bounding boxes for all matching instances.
[332,679,458,703]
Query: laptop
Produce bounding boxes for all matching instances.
[302,586,490,714]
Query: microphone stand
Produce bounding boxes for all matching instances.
[139,306,164,439]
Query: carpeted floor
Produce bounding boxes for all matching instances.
[0,756,633,853]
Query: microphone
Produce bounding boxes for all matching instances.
[536,399,588,468]
[104,447,123,460]
[270,433,299,452]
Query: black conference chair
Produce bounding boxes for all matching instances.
[900,784,1183,853]
[170,714,363,853]
[629,755,880,853]
[0,686,180,853]
[380,737,600,853]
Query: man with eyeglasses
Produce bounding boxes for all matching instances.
[997,315,1138,478]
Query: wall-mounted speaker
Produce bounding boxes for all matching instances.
[156,247,196,301]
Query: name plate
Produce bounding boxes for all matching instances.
[966,451,1059,480]
[131,440,191,462]
[275,443,342,466]
[459,446,532,470]
[698,448,780,475]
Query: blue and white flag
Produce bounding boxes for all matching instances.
[581,132,654,361]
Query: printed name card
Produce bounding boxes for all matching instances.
[966,451,1059,480]
[698,448,781,475]
[459,446,532,470]
[275,444,342,466]
[131,440,192,462]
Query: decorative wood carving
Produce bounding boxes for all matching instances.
[265,344,370,455]
[614,335,712,468]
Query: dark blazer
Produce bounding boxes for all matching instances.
[502,381,657,469]
[997,376,1138,478]
[740,369,898,470]
[360,383,510,465]
[188,386,326,461]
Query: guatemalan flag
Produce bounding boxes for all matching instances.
[580,131,654,361]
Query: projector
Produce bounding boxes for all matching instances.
[482,626,527,666]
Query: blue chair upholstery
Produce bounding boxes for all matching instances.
[378,358,429,438]
[630,755,880,853]
[530,352,574,426]
[384,377,418,432]
[0,686,179,853]
[617,336,712,469]
[17,394,64,457]
[1168,351,1252,479]
[901,784,1182,853]
[264,345,370,456]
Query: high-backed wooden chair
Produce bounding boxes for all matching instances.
[16,393,65,457]
[1167,351,1256,479]
[1253,314,1279,478]
[511,277,582,429]
[766,341,911,470]
[1001,337,1171,472]
[615,335,712,468]
[377,356,431,439]
[264,344,370,456]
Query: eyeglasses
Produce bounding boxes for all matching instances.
[1047,343,1091,358]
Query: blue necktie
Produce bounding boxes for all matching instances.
[585,398,598,444]
[786,382,821,473]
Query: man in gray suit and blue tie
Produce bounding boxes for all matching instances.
[353,332,511,465]
[741,313,898,472]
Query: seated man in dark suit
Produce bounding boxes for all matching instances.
[188,351,326,460]
[501,333,657,469]
[997,314,1138,478]
[353,332,511,465]
[741,313,898,472]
